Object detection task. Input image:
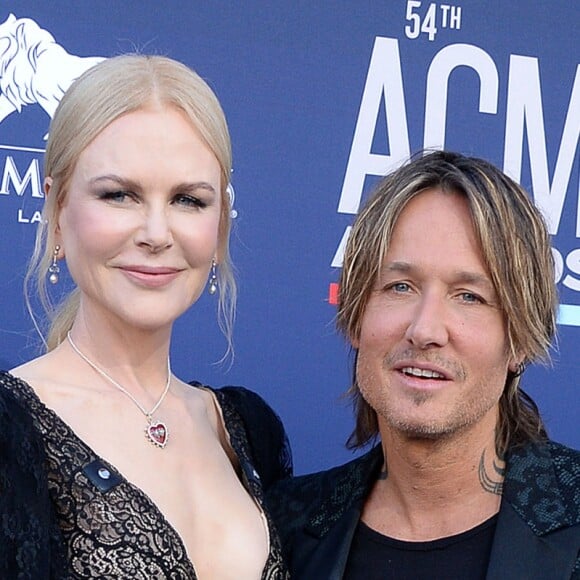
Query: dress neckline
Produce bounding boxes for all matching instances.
[3,370,199,576]
[3,370,280,578]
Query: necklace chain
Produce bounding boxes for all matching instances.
[66,331,171,420]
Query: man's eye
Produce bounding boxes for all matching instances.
[460,292,482,303]
[391,282,411,293]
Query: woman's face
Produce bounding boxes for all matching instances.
[53,105,222,332]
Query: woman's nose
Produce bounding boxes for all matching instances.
[134,207,174,253]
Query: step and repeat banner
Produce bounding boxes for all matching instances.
[0,2,578,474]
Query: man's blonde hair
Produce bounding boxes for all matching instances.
[338,150,557,456]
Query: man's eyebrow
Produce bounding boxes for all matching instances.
[382,262,495,290]
[452,271,495,290]
[382,261,413,274]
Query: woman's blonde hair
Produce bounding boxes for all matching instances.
[26,54,236,352]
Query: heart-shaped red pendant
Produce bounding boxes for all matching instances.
[146,421,168,448]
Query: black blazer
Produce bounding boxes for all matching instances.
[267,441,580,579]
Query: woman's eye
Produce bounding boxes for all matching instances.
[174,194,207,209]
[99,190,132,203]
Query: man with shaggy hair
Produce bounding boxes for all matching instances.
[268,150,580,579]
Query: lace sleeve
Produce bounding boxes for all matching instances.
[212,386,293,489]
[0,384,68,579]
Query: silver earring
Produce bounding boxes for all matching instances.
[208,260,218,295]
[48,245,60,285]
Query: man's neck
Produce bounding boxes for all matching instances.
[361,417,504,541]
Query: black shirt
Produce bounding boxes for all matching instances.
[344,514,498,580]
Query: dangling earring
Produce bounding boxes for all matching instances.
[208,259,218,295]
[48,245,61,285]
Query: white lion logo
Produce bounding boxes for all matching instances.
[0,13,103,128]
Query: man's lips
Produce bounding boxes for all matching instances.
[401,366,446,379]
[393,361,453,381]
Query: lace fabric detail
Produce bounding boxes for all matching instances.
[0,384,67,579]
[1,372,289,579]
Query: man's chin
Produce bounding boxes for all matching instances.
[389,417,464,442]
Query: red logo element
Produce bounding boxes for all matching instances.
[328,283,339,305]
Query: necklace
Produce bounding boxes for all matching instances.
[66,332,171,449]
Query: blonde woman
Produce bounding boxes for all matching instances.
[2,55,290,579]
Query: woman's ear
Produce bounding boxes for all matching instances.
[45,176,63,249]
[44,176,53,197]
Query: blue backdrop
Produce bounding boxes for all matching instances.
[0,1,578,474]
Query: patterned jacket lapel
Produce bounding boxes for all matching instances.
[487,442,580,579]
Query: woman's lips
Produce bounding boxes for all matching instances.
[119,266,181,288]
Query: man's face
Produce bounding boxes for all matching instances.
[354,188,515,441]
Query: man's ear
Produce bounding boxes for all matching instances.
[508,356,525,375]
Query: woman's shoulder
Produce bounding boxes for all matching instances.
[190,381,270,407]
[0,371,36,425]
[0,372,48,477]
[0,373,68,577]
[213,385,283,426]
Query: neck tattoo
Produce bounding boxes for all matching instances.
[478,449,505,495]
[66,332,171,449]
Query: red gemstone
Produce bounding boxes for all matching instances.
[146,421,168,448]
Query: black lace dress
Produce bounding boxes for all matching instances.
[0,372,292,579]
[0,385,66,579]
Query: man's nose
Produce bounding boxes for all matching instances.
[404,292,449,349]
